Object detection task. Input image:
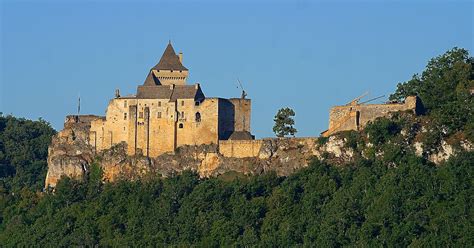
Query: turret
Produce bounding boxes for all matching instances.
[145,42,189,86]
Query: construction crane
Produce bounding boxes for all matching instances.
[360,95,385,105]
[346,92,369,106]
[346,92,385,106]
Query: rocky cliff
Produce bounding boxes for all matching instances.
[45,114,472,188]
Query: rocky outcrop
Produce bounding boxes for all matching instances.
[45,123,353,188]
[45,115,473,188]
[45,117,95,188]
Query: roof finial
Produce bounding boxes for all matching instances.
[168,39,171,45]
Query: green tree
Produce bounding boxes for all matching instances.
[389,47,474,139]
[273,107,297,137]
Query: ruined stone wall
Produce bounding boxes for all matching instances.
[219,140,263,158]
[323,96,422,136]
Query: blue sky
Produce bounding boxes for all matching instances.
[1,0,472,138]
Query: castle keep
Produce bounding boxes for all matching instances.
[81,43,253,157]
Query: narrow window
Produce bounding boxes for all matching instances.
[139,112,144,119]
[124,113,127,120]
[181,100,185,106]
[158,101,161,107]
[179,123,184,128]
[124,101,127,108]
[356,111,360,130]
[181,111,185,118]
[157,112,162,118]
[195,112,201,122]
[195,101,200,106]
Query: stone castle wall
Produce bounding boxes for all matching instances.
[45,119,357,188]
[219,140,263,158]
[45,110,472,189]
[89,97,223,157]
[322,96,422,136]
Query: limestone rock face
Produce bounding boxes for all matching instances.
[45,119,95,188]
[45,115,473,188]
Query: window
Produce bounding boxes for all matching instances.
[139,112,144,119]
[124,113,127,120]
[124,101,127,108]
[195,101,200,106]
[179,123,184,128]
[181,111,185,118]
[158,101,161,107]
[181,100,185,106]
[157,112,162,118]
[195,112,201,122]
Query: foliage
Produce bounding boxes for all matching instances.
[272,107,297,137]
[0,151,472,246]
[0,114,56,192]
[364,117,402,146]
[390,47,474,141]
[316,136,328,146]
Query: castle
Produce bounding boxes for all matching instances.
[78,42,253,157]
[46,43,432,188]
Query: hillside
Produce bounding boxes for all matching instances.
[0,47,473,246]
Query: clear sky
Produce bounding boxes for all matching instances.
[1,0,472,138]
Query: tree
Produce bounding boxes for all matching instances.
[389,47,473,140]
[273,108,297,137]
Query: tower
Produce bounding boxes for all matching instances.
[144,42,189,86]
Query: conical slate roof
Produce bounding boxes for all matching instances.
[152,43,188,71]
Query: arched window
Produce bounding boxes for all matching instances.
[179,123,184,128]
[195,112,201,122]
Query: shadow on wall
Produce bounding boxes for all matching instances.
[218,99,235,140]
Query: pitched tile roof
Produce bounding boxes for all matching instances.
[136,84,204,101]
[152,43,188,71]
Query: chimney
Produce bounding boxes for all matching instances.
[178,52,183,63]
